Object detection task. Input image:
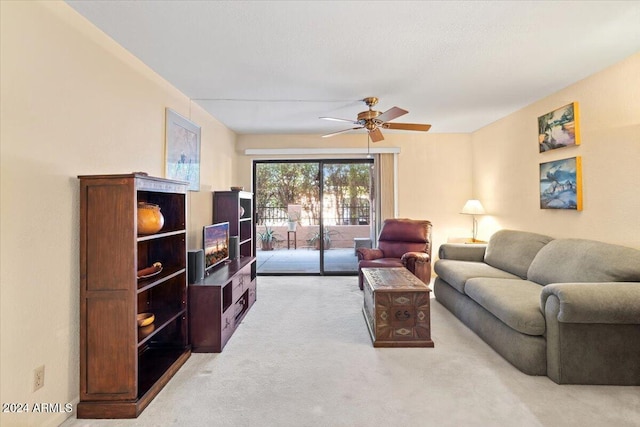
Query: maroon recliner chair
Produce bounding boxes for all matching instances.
[356,218,432,290]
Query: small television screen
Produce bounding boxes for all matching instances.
[203,222,230,272]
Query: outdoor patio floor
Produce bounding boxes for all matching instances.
[256,248,359,274]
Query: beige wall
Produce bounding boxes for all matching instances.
[0,2,235,426]
[394,133,473,250]
[472,53,640,247]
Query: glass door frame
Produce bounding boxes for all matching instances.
[252,158,375,276]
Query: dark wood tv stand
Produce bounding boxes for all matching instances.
[188,257,257,352]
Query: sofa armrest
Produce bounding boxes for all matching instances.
[541,282,640,324]
[438,243,486,262]
[401,252,432,285]
[356,248,384,261]
[401,251,430,264]
[543,282,640,385]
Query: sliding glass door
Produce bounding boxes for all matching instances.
[254,159,374,275]
[321,161,374,274]
[254,161,320,273]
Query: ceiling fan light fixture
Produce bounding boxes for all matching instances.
[363,97,379,107]
[320,97,431,140]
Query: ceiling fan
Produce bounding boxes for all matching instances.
[320,97,431,142]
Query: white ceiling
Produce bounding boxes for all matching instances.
[66,1,640,135]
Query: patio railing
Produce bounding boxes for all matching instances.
[256,202,370,226]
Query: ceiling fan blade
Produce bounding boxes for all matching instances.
[319,116,359,124]
[382,122,432,132]
[376,106,408,123]
[322,127,364,138]
[369,127,384,142]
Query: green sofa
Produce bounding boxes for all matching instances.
[433,229,640,385]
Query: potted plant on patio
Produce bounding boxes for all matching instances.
[286,212,300,232]
[307,226,341,250]
[258,225,280,251]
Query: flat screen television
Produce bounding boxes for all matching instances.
[203,222,230,273]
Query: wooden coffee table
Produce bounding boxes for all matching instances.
[362,267,434,348]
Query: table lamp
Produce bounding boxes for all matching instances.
[460,199,485,242]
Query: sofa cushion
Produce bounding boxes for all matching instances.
[484,230,554,279]
[465,278,545,336]
[434,259,520,294]
[528,239,640,285]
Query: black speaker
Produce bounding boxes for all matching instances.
[188,249,204,283]
[229,236,240,260]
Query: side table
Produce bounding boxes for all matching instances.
[354,237,372,255]
[287,230,297,249]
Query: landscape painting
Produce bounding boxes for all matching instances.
[165,108,201,191]
[539,157,582,210]
[538,102,580,152]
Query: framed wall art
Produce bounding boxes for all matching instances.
[539,156,582,211]
[538,102,580,153]
[165,108,201,191]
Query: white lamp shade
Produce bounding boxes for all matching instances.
[461,199,485,215]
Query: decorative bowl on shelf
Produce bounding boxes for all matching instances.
[139,324,155,335]
[137,202,164,235]
[137,312,155,327]
[230,186,244,191]
[137,262,163,279]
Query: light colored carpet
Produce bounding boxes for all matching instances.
[62,276,640,427]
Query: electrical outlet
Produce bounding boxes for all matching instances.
[33,365,45,391]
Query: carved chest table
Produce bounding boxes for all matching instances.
[362,267,434,348]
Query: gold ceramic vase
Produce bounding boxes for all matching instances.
[137,202,164,235]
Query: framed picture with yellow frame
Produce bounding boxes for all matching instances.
[539,156,583,210]
[538,102,580,153]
